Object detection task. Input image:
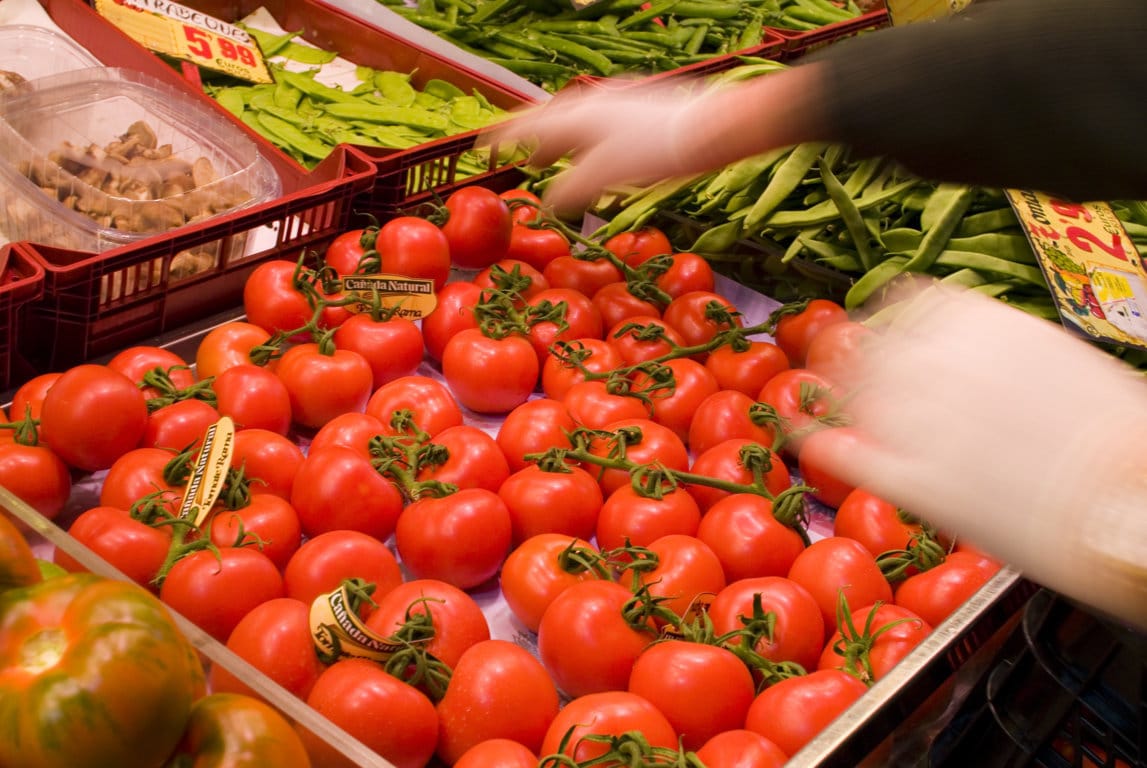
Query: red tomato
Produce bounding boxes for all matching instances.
[833,488,923,559]
[804,319,873,385]
[628,640,755,750]
[242,260,314,337]
[508,225,571,272]
[210,597,325,700]
[291,446,404,540]
[160,546,284,642]
[562,379,652,429]
[495,398,577,473]
[454,739,537,768]
[539,691,677,762]
[334,313,424,391]
[282,529,403,610]
[709,576,826,673]
[704,341,790,398]
[275,343,373,430]
[500,188,543,221]
[797,427,860,509]
[473,258,549,301]
[499,533,602,633]
[442,329,539,414]
[894,551,1002,627]
[654,251,715,299]
[308,412,387,459]
[603,227,673,268]
[365,579,490,669]
[592,281,662,330]
[526,288,604,367]
[106,345,196,400]
[100,447,182,518]
[374,215,452,290]
[194,321,271,381]
[687,439,791,513]
[541,338,623,401]
[8,372,61,422]
[0,441,71,520]
[590,417,690,497]
[366,376,463,438]
[634,534,727,622]
[633,357,720,443]
[818,602,932,682]
[422,281,483,362]
[210,364,292,435]
[39,364,149,471]
[595,484,701,553]
[757,368,843,456]
[435,639,560,764]
[58,505,172,590]
[536,580,654,698]
[787,537,893,633]
[304,659,438,768]
[606,316,687,367]
[208,494,302,572]
[140,399,220,452]
[442,186,513,270]
[418,424,511,493]
[396,488,513,590]
[324,226,376,276]
[231,428,305,501]
[497,464,603,546]
[744,669,868,757]
[695,729,789,768]
[688,389,777,459]
[662,290,742,348]
[772,299,849,368]
[697,494,807,583]
[542,254,623,298]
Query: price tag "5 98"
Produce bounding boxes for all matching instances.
[96,0,273,84]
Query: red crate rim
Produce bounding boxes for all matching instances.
[1,244,46,306]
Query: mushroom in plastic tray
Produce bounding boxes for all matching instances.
[0,66,281,261]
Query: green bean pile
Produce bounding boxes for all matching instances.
[203,28,511,170]
[376,0,864,91]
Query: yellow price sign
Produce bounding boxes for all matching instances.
[886,0,972,24]
[341,275,439,320]
[95,0,273,84]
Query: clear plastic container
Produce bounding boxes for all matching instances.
[0,24,100,84]
[0,66,281,252]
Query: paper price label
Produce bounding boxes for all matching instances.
[309,586,407,664]
[341,275,438,320]
[95,0,273,84]
[886,0,972,24]
[177,416,235,526]
[1005,189,1147,351]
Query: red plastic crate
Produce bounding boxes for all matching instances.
[18,145,376,371]
[0,245,45,392]
[771,7,891,59]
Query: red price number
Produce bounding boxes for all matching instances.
[183,26,258,67]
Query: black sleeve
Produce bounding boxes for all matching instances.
[816,0,1147,201]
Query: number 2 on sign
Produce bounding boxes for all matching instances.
[183,26,257,67]
[1066,225,1129,263]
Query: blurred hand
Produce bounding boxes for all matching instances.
[483,80,708,215]
[816,283,1147,629]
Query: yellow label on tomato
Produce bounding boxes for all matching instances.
[886,0,972,24]
[309,585,406,664]
[94,0,273,84]
[341,274,439,320]
[177,416,235,526]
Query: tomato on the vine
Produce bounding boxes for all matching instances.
[539,691,677,762]
[212,363,292,435]
[499,533,603,633]
[442,186,513,270]
[455,739,538,768]
[423,280,483,361]
[757,367,843,456]
[508,224,571,272]
[495,398,577,473]
[797,426,860,509]
[100,446,182,518]
[687,438,791,513]
[541,338,624,401]
[818,602,932,682]
[661,290,742,348]
[744,669,868,757]
[57,506,172,591]
[291,445,404,540]
[708,575,826,672]
[589,417,689,497]
[696,494,806,582]
[210,597,325,701]
[653,251,715,299]
[833,488,923,559]
[140,399,220,452]
[592,281,662,330]
[243,260,315,338]
[603,227,673,268]
[804,318,873,385]
[497,464,604,546]
[894,551,1001,627]
[526,287,604,367]
[595,484,702,552]
[364,579,490,669]
[395,488,513,590]
[275,343,373,431]
[195,321,272,380]
[374,215,452,290]
[417,424,511,493]
[39,364,149,472]
[562,379,652,429]
[704,340,789,397]
[632,356,720,443]
[542,254,623,298]
[106,345,196,400]
[333,312,424,391]
[325,225,377,276]
[787,536,893,633]
[7,372,61,422]
[208,493,303,572]
[366,376,463,438]
[695,730,789,768]
[772,298,849,368]
[688,389,778,459]
[282,529,403,611]
[160,546,284,642]
[231,428,306,500]
[630,534,727,623]
[308,412,387,459]
[442,329,539,414]
[0,440,71,520]
[474,258,550,301]
[606,316,687,366]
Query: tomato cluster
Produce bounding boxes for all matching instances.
[0,187,1005,768]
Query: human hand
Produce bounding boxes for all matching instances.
[815,283,1147,629]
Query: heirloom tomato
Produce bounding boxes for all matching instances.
[0,513,40,593]
[744,669,868,757]
[499,533,602,633]
[442,186,513,270]
[168,692,311,768]
[39,364,148,471]
[0,574,203,768]
[435,639,560,764]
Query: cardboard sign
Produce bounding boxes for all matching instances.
[94,0,273,83]
[886,0,972,24]
[341,275,438,319]
[1005,190,1147,350]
